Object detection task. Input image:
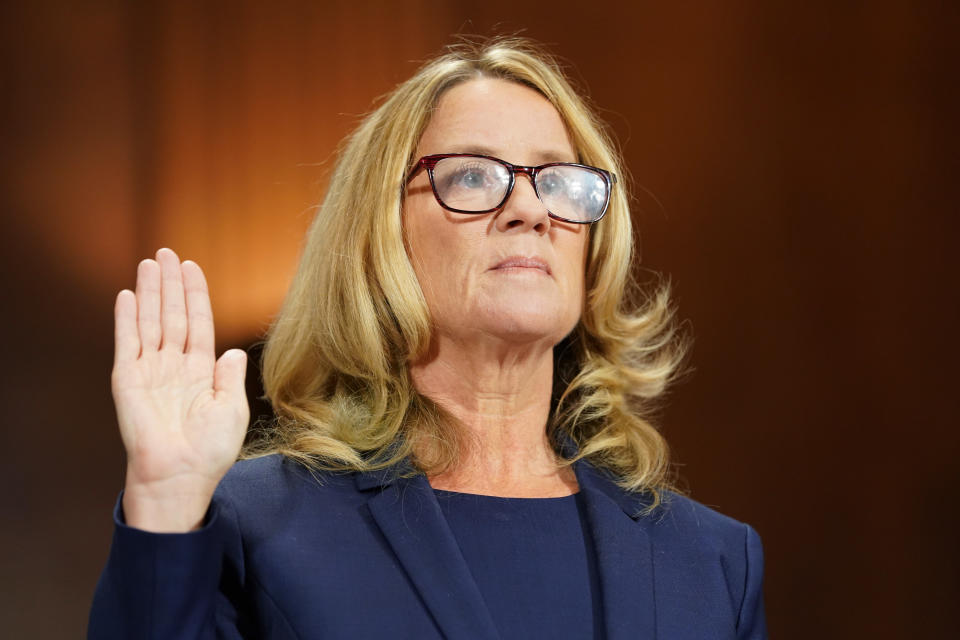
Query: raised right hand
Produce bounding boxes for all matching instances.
[113,248,249,532]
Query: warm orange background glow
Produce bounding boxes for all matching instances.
[2,1,957,638]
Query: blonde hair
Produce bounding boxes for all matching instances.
[250,37,687,503]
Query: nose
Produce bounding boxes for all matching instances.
[495,173,551,234]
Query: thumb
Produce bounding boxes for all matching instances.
[213,349,248,402]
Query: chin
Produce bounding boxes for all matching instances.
[477,309,577,346]
[456,290,581,345]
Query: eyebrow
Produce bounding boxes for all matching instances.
[447,145,577,165]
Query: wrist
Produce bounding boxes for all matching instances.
[122,475,218,533]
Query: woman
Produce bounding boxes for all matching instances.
[90,39,766,639]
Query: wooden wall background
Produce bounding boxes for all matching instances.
[1,1,957,637]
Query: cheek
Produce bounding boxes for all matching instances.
[404,216,473,312]
[404,224,432,282]
[403,205,440,279]
[562,234,589,296]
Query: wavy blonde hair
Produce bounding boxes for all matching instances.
[250,37,686,502]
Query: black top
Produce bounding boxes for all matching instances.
[434,489,604,639]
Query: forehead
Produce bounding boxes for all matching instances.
[417,78,576,164]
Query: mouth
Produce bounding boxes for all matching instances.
[490,256,552,276]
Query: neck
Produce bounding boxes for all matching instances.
[409,335,577,497]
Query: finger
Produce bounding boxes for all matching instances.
[213,349,248,403]
[182,260,215,359]
[114,290,140,365]
[136,259,162,352]
[157,248,188,351]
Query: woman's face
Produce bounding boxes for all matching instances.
[403,78,589,350]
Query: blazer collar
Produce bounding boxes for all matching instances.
[355,459,657,640]
[573,460,658,639]
[358,468,500,640]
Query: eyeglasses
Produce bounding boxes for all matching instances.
[406,153,616,224]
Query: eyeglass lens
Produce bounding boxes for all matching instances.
[430,156,609,223]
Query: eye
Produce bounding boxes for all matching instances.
[448,162,496,190]
[537,167,570,198]
[538,171,566,196]
[433,157,509,198]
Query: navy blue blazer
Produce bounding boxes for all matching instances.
[89,454,767,639]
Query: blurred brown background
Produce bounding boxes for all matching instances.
[2,0,957,637]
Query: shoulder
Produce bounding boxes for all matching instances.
[651,490,759,543]
[576,459,763,579]
[639,490,763,581]
[577,459,759,550]
[648,492,767,634]
[217,453,361,499]
[213,454,365,532]
[219,453,318,492]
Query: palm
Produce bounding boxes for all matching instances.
[112,249,249,523]
[114,347,246,484]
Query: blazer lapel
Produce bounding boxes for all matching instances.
[357,469,500,640]
[574,460,658,640]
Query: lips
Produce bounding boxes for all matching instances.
[490,256,552,275]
